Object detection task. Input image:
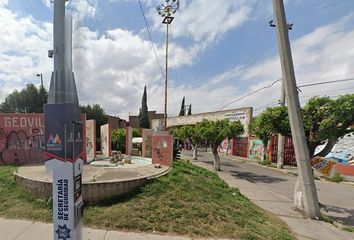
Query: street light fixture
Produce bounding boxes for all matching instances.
[156,0,180,130]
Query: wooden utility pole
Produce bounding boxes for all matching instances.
[272,0,321,218]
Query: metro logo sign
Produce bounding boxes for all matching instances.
[48,134,62,144]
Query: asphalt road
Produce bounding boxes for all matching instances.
[182,150,354,226]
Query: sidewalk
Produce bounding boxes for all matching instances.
[0,218,222,240]
[183,152,354,240]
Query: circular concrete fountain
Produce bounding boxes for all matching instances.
[15,156,170,203]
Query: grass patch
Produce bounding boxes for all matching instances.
[0,162,293,239]
[326,172,345,183]
[258,159,276,168]
[342,226,354,232]
[0,166,52,221]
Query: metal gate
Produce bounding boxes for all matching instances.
[232,137,249,158]
[270,135,297,166]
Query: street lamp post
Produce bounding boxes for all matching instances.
[36,73,44,88]
[157,0,180,130]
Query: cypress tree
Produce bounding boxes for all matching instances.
[178,96,185,116]
[139,85,150,128]
[187,104,192,115]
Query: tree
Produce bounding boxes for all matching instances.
[187,104,192,115]
[174,125,203,160]
[251,94,354,158]
[38,85,48,112]
[198,119,244,171]
[112,129,126,153]
[250,106,289,160]
[179,97,185,116]
[138,85,150,128]
[0,84,48,113]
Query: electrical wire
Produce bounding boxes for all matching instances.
[217,78,281,111]
[218,77,354,111]
[298,78,354,88]
[138,0,165,78]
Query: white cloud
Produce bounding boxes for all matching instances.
[0,2,52,96]
[69,0,98,23]
[1,1,353,123]
[72,26,201,119]
[215,13,354,114]
[149,0,255,44]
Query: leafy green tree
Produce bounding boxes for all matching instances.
[179,96,185,116]
[138,86,150,128]
[38,85,48,112]
[173,125,203,160]
[187,104,192,115]
[133,128,142,137]
[198,119,244,171]
[250,106,289,160]
[0,84,48,113]
[112,129,126,153]
[251,94,354,158]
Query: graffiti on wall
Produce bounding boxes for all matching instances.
[249,139,265,160]
[85,120,96,160]
[0,114,45,164]
[152,134,173,166]
[219,138,231,154]
[142,129,153,158]
[100,124,111,157]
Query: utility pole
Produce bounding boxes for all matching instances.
[272,0,320,219]
[164,22,169,130]
[277,82,285,169]
[157,0,180,130]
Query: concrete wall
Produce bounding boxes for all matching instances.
[85,120,96,161]
[142,129,153,158]
[151,107,253,136]
[15,173,147,203]
[129,111,164,128]
[152,133,173,167]
[100,124,112,157]
[0,113,86,165]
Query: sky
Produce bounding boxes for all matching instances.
[0,0,354,120]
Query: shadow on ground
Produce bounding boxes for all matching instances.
[228,170,288,184]
[324,205,354,227]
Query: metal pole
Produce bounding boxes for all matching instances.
[164,23,169,130]
[272,0,320,218]
[40,74,44,88]
[277,82,285,168]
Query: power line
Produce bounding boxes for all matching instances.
[298,78,354,88]
[218,77,354,111]
[138,0,165,78]
[217,78,281,111]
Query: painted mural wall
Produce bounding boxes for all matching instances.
[249,139,265,160]
[0,113,45,165]
[0,113,87,165]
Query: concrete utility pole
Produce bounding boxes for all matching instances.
[272,0,321,218]
[277,83,285,169]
